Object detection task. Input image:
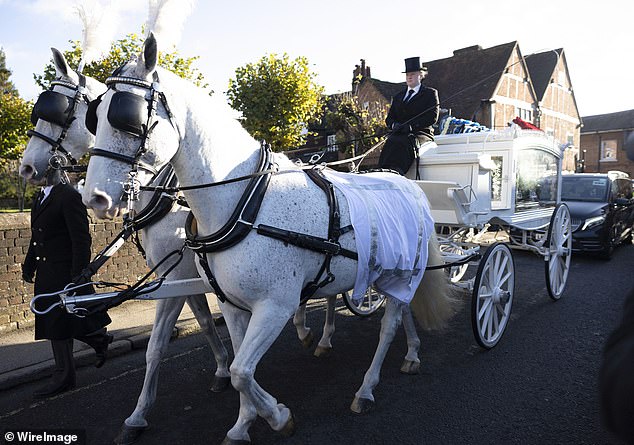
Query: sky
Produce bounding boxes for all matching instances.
[0,0,632,118]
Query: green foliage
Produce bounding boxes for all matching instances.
[0,160,37,211]
[322,93,388,156]
[0,48,18,95]
[34,33,209,90]
[227,54,324,151]
[0,92,32,165]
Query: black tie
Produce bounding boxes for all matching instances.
[405,89,415,102]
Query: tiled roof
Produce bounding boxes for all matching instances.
[423,41,517,119]
[581,109,634,133]
[363,77,404,100]
[525,49,562,100]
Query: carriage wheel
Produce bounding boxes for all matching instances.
[471,242,515,349]
[545,203,572,300]
[343,287,387,317]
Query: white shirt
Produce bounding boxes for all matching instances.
[404,84,421,101]
[40,185,54,203]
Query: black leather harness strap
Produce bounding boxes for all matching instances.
[184,144,274,253]
[255,167,357,304]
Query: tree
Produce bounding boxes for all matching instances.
[0,48,18,95]
[322,93,388,156]
[0,93,32,164]
[34,33,209,90]
[227,54,324,151]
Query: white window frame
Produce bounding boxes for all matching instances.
[600,139,618,162]
[326,134,338,152]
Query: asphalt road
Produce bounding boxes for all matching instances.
[1,245,633,445]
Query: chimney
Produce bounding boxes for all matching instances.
[453,45,483,56]
[352,59,371,92]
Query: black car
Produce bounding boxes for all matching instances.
[561,172,634,259]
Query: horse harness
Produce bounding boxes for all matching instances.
[86,67,179,180]
[27,75,93,170]
[88,69,359,310]
[71,163,181,287]
[184,146,358,307]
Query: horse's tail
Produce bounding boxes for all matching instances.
[409,234,460,330]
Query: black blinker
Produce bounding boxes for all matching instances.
[30,90,73,127]
[107,91,148,137]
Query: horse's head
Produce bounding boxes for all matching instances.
[83,33,181,219]
[20,48,105,185]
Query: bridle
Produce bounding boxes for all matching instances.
[27,75,93,177]
[86,68,182,209]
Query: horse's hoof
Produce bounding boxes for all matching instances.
[350,397,374,414]
[210,375,231,393]
[279,412,295,437]
[220,437,250,445]
[301,331,314,349]
[400,359,421,375]
[113,424,147,445]
[313,345,332,358]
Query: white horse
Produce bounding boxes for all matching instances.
[82,34,456,444]
[19,48,231,445]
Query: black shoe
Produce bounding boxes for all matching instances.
[33,378,75,399]
[94,334,114,368]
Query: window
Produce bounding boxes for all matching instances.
[326,134,338,152]
[557,71,566,86]
[566,134,574,145]
[601,139,617,161]
[516,107,532,122]
[515,148,559,210]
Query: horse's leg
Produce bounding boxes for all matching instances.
[292,303,314,349]
[350,297,404,414]
[224,304,296,444]
[185,294,231,391]
[216,302,259,445]
[314,294,337,357]
[115,297,186,445]
[400,305,421,374]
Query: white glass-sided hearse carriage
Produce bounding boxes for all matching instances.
[414,124,572,348]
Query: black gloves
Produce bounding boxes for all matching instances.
[392,122,411,134]
[21,264,34,284]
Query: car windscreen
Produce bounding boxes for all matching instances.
[561,176,610,202]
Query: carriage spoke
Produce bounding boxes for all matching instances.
[478,295,493,319]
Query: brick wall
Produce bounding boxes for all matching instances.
[0,212,149,333]
[581,130,634,176]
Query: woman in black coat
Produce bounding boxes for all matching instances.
[22,170,111,398]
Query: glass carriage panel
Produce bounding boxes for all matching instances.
[514,148,559,213]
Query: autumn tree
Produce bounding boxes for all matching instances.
[322,92,388,156]
[227,54,324,150]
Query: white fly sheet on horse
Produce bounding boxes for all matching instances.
[325,170,434,304]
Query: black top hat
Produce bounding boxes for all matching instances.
[402,57,425,73]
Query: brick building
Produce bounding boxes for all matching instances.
[303,42,582,169]
[579,109,634,176]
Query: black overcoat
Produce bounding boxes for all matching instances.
[385,84,439,140]
[23,184,110,340]
[380,85,440,174]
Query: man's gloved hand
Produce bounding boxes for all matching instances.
[21,264,34,283]
[392,122,411,134]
